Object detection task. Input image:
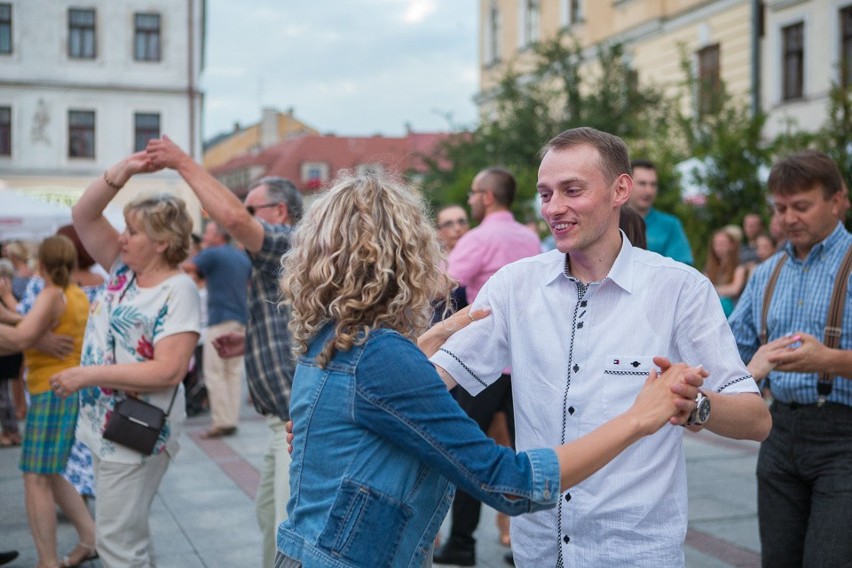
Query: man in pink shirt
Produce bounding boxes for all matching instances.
[434,167,541,567]
[447,168,542,304]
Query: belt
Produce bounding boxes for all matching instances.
[774,400,852,412]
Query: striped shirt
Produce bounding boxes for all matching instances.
[245,221,296,420]
[729,221,852,406]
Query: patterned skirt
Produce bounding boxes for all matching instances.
[20,390,78,474]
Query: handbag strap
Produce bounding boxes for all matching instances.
[817,243,852,404]
[110,272,180,416]
[760,255,787,345]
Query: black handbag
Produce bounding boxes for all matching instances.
[103,388,178,455]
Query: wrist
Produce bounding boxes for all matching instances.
[103,169,125,191]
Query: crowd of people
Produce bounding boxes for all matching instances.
[0,127,849,568]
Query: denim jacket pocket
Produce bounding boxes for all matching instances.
[317,478,413,566]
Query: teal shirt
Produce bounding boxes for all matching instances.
[644,208,693,265]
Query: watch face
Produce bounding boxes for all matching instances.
[696,397,711,423]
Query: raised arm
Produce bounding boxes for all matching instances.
[146,136,266,253]
[72,152,161,270]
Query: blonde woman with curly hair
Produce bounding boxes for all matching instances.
[276,172,704,568]
[51,153,200,568]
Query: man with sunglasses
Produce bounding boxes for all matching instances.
[147,137,302,568]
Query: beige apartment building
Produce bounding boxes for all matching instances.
[477,1,852,138]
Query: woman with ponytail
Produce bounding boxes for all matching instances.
[0,235,96,568]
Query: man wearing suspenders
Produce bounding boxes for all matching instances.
[729,150,852,568]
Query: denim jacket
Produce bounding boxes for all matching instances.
[278,325,560,568]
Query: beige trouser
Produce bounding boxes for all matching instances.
[93,452,170,568]
[257,416,291,568]
[204,320,246,429]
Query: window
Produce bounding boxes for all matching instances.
[134,113,160,151]
[0,3,11,54]
[300,162,329,188]
[697,44,721,115]
[564,0,583,26]
[781,22,804,101]
[485,2,501,64]
[0,106,10,156]
[842,6,852,87]
[518,0,539,47]
[68,8,96,59]
[68,110,95,158]
[134,13,161,61]
[525,0,540,45]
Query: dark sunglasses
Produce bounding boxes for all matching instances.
[245,203,279,216]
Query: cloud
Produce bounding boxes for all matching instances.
[202,0,478,139]
[402,0,438,24]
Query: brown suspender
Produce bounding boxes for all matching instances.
[760,244,852,405]
[759,256,787,346]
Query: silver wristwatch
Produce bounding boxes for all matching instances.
[687,391,711,426]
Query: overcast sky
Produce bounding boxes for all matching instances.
[201,1,480,141]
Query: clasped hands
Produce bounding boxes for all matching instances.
[632,356,708,432]
[748,332,819,381]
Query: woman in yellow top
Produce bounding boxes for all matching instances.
[0,235,96,568]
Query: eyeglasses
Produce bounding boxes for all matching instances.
[438,219,469,230]
[245,203,279,216]
[467,189,487,198]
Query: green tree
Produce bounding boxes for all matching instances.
[424,32,667,217]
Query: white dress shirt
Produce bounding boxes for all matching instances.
[431,235,758,568]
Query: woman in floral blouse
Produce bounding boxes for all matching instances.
[51,152,200,568]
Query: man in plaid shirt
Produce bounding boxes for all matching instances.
[729,150,852,568]
[148,138,302,568]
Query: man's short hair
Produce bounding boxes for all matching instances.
[541,127,631,185]
[767,150,843,199]
[249,176,304,224]
[480,167,516,207]
[630,159,656,173]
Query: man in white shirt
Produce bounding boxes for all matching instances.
[431,127,771,567]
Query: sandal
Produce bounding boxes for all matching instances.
[59,542,98,568]
[0,434,20,448]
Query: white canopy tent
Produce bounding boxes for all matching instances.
[0,190,73,242]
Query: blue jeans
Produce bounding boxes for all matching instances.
[757,401,852,568]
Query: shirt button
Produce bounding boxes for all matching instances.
[564,492,572,502]
[573,364,579,372]
[568,406,575,415]
[543,489,551,499]
[580,301,587,307]
[563,535,571,544]
[577,322,583,329]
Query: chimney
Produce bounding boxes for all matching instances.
[260,107,278,148]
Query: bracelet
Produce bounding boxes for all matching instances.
[103,171,123,191]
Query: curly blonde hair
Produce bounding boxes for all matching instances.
[281,172,452,367]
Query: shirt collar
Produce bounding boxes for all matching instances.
[782,220,845,262]
[544,230,634,293]
[480,210,514,225]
